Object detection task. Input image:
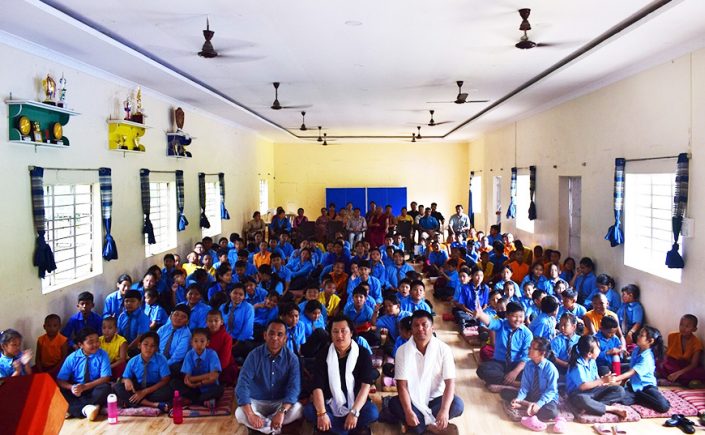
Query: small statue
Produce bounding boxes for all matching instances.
[123,97,132,121]
[42,74,56,105]
[131,86,145,123]
[57,73,67,108]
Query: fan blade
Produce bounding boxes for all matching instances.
[455,93,469,103]
[464,99,489,104]
[211,53,266,62]
[279,104,313,110]
[426,101,455,104]
[428,121,453,126]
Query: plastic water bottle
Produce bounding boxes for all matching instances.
[172,390,183,424]
[612,354,622,376]
[107,393,118,424]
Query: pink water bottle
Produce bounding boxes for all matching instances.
[612,354,622,376]
[107,393,118,424]
[172,390,183,424]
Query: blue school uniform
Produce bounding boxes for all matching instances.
[488,252,508,273]
[400,298,432,314]
[163,267,175,289]
[300,313,326,337]
[117,309,151,344]
[454,282,490,310]
[557,303,587,321]
[574,272,596,304]
[0,353,27,377]
[393,336,409,357]
[356,336,372,354]
[269,216,291,234]
[220,302,254,341]
[278,242,294,259]
[551,334,580,366]
[529,312,557,340]
[207,282,235,303]
[617,301,645,333]
[494,280,523,298]
[428,250,449,267]
[227,248,239,269]
[271,265,292,284]
[144,303,168,328]
[188,302,211,330]
[419,215,439,231]
[123,353,170,386]
[288,260,314,280]
[585,288,622,311]
[181,348,222,392]
[386,263,415,289]
[347,276,383,305]
[595,331,622,369]
[57,349,111,383]
[566,357,598,394]
[370,261,389,288]
[516,358,559,408]
[157,323,192,366]
[245,263,259,278]
[258,280,285,296]
[299,300,328,320]
[61,311,103,347]
[628,347,657,391]
[286,322,306,354]
[344,304,374,327]
[103,290,125,318]
[376,311,412,341]
[487,318,532,363]
[445,270,460,292]
[254,306,279,326]
[544,279,562,297]
[174,285,187,305]
[245,287,268,306]
[559,270,575,284]
[520,275,551,295]
[525,303,542,323]
[382,255,395,268]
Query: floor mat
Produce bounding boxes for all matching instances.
[630,389,698,418]
[674,388,705,413]
[501,397,575,422]
[172,388,234,418]
[570,404,641,424]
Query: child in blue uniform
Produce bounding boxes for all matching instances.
[573,257,597,306]
[173,328,224,409]
[344,286,379,346]
[615,326,670,413]
[252,291,280,341]
[62,291,103,349]
[114,331,172,412]
[186,285,211,330]
[220,283,255,360]
[300,299,326,338]
[400,280,432,314]
[585,274,621,311]
[529,296,559,340]
[56,327,111,420]
[157,304,192,377]
[144,288,168,331]
[281,303,306,356]
[103,274,132,319]
[500,337,561,431]
[0,329,32,377]
[551,313,580,375]
[566,335,627,418]
[118,289,152,354]
[594,316,624,376]
[618,284,645,346]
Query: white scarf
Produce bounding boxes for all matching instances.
[406,337,441,426]
[326,341,359,417]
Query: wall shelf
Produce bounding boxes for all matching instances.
[6,99,79,148]
[107,119,149,154]
[166,131,193,158]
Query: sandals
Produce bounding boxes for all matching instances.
[552,417,567,434]
[521,415,547,432]
[156,402,170,414]
[665,414,695,434]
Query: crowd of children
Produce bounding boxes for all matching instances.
[1,205,703,434]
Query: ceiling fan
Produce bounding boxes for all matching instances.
[189,18,264,62]
[198,18,218,58]
[415,126,422,140]
[515,8,554,49]
[271,82,311,110]
[321,133,338,146]
[427,81,489,104]
[427,110,452,127]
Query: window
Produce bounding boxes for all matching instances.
[145,182,177,257]
[42,184,102,293]
[516,174,534,233]
[492,176,502,222]
[202,181,222,238]
[259,179,269,215]
[624,172,681,283]
[471,175,482,214]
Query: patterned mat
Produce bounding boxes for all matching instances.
[630,389,698,418]
[674,388,705,413]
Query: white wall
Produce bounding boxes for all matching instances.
[0,41,274,347]
[469,49,705,338]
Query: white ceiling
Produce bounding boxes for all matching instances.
[2,0,705,143]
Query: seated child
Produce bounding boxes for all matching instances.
[299,283,329,319]
[500,337,562,431]
[61,291,103,349]
[118,290,152,355]
[507,249,530,284]
[319,277,342,318]
[144,288,168,331]
[374,295,412,356]
[174,328,224,409]
[103,274,132,319]
[186,285,211,330]
[617,284,645,346]
[595,316,624,376]
[478,296,508,362]
[566,335,627,418]
[396,278,412,305]
[206,309,237,386]
[114,331,172,412]
[281,303,307,356]
[0,329,32,377]
[348,260,383,306]
[170,268,187,306]
[220,283,256,359]
[157,304,193,377]
[524,289,546,325]
[551,313,580,375]
[208,264,235,305]
[257,264,285,296]
[614,326,670,413]
[573,257,597,306]
[658,314,705,387]
[344,286,380,347]
[99,317,127,380]
[182,251,203,276]
[56,327,110,420]
[300,300,326,338]
[501,280,523,307]
[35,314,68,378]
[494,265,522,298]
[584,293,621,337]
[253,291,280,341]
[452,266,488,328]
[329,260,349,298]
[400,280,433,314]
[529,296,559,340]
[475,301,532,387]
[585,274,621,311]
[434,259,460,301]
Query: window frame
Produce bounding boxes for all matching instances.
[516,174,534,233]
[259,179,269,215]
[471,175,482,214]
[145,181,177,258]
[201,180,222,238]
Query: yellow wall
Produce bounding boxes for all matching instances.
[273,141,469,216]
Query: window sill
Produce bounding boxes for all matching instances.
[42,269,103,295]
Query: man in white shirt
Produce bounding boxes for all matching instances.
[390,310,464,434]
[448,205,471,241]
[346,208,367,246]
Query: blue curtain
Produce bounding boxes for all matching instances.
[604,158,625,247]
[528,165,537,220]
[175,170,188,231]
[29,167,57,278]
[468,171,475,228]
[219,172,230,220]
[506,167,517,219]
[198,172,211,229]
[99,168,118,260]
[140,169,156,244]
[666,153,689,268]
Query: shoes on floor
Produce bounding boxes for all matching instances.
[82,404,100,421]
